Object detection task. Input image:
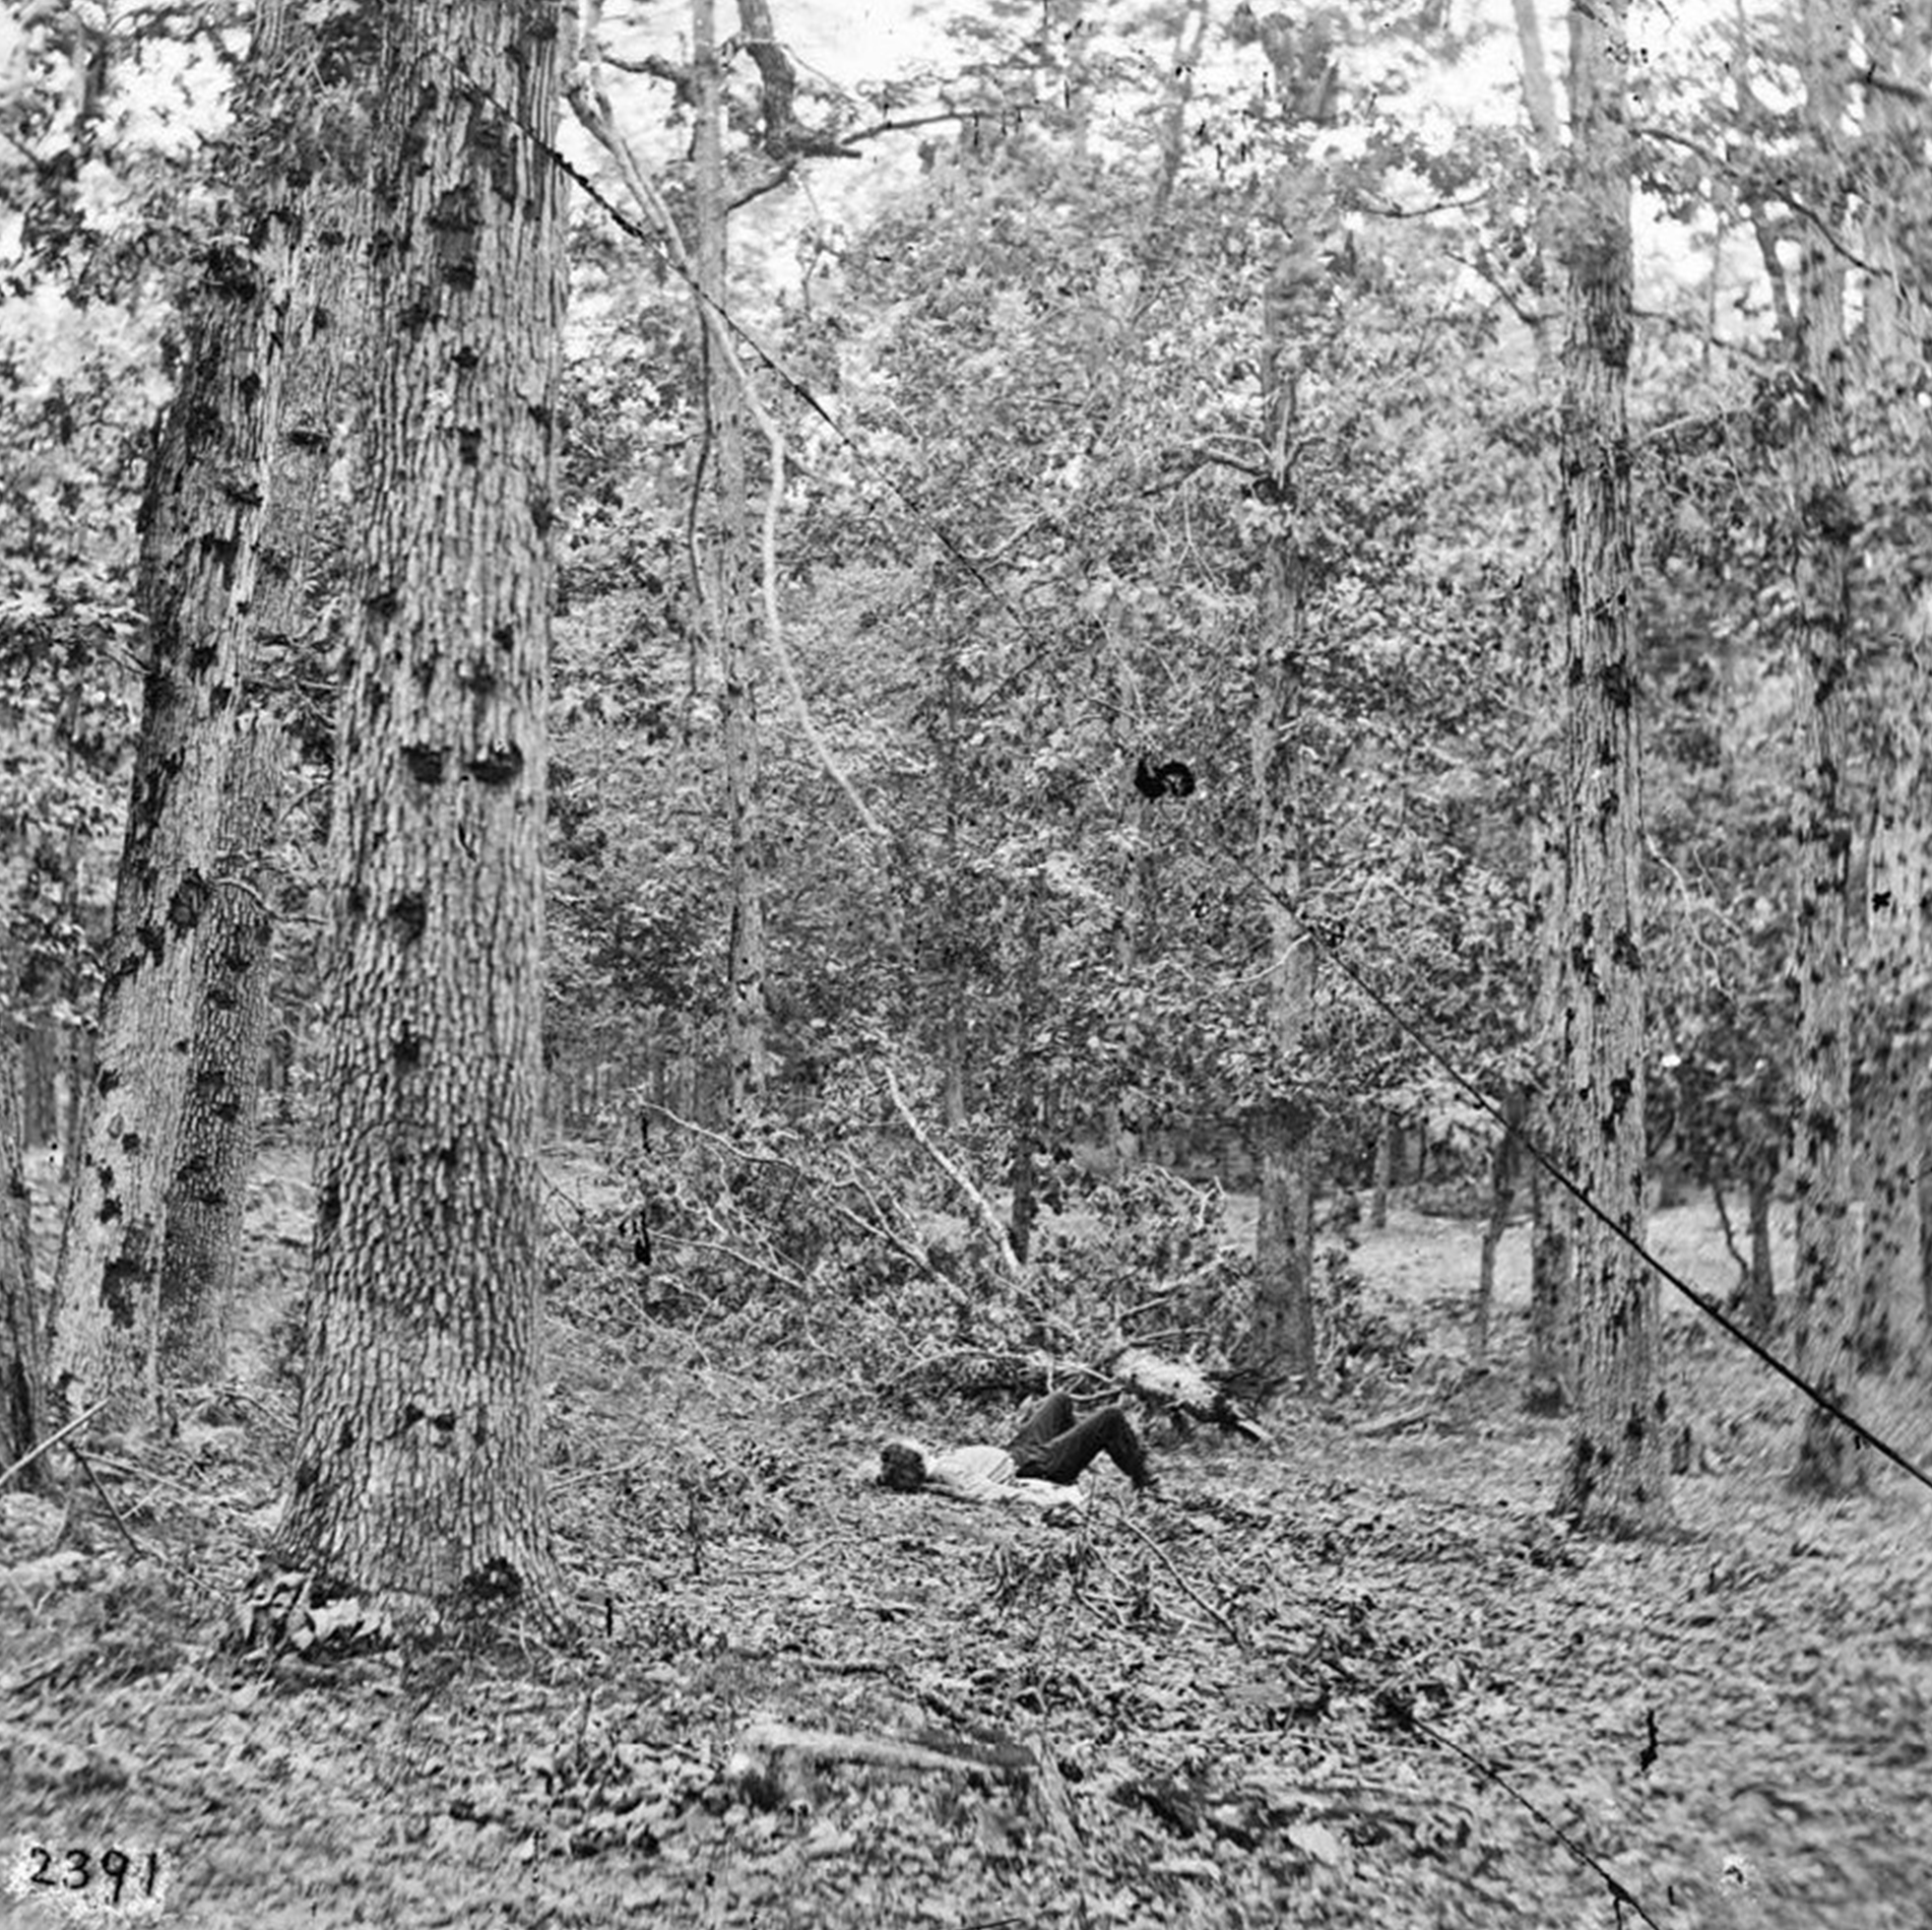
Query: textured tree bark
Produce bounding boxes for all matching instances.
[1789,0,1865,1493]
[1236,225,1320,1399]
[1471,1092,1523,1377]
[274,0,565,1620]
[253,119,367,781]
[695,0,769,1125]
[1848,0,1929,1367]
[1524,814,1572,1415]
[0,1020,46,1487]
[21,1026,56,1146]
[1553,0,1669,1531]
[46,0,305,1429]
[1516,0,1572,1413]
[157,720,286,1384]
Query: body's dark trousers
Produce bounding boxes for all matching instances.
[1006,1392,1150,1488]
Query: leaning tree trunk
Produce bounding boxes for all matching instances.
[1789,0,1864,1492]
[46,0,307,1430]
[274,0,565,1620]
[1236,224,1320,1399]
[1553,0,1669,1532]
[157,720,287,1383]
[695,0,768,1126]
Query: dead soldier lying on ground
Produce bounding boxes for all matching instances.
[877,1392,1155,1512]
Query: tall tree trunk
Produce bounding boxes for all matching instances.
[1,1019,47,1487]
[1525,815,1572,1415]
[1515,0,1571,1414]
[1553,0,1669,1531]
[696,0,768,1125]
[1789,0,1864,1494]
[157,721,286,1383]
[1850,0,1929,1364]
[1471,1092,1523,1376]
[275,0,565,1619]
[1236,225,1319,1398]
[46,1,306,1429]
[1744,1162,1776,1333]
[1369,1115,1391,1229]
[160,139,358,1388]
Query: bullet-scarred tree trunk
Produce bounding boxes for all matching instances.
[274,0,566,1619]
[46,0,306,1429]
[696,0,769,1125]
[157,720,286,1383]
[1553,0,1669,1532]
[1236,225,1320,1399]
[1789,0,1864,1493]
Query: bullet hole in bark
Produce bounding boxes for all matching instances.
[403,743,448,785]
[166,871,211,933]
[462,1558,524,1606]
[389,893,427,943]
[467,743,523,787]
[317,1179,340,1235]
[393,1028,421,1069]
[457,426,482,467]
[102,1253,142,1322]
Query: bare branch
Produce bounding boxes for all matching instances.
[880,1063,1023,1282]
[563,16,891,846]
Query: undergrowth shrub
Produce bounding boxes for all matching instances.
[1030,1164,1246,1363]
[1318,1246,1426,1395]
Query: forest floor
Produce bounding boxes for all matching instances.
[4,1145,1930,1930]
